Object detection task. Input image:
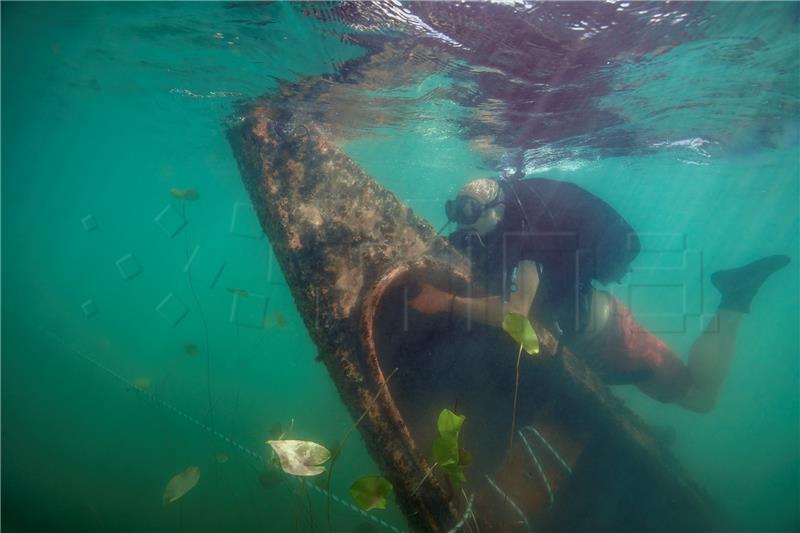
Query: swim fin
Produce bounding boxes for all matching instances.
[711,255,790,313]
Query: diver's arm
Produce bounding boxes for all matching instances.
[411,261,540,327]
[508,260,540,317]
[453,260,540,326]
[450,294,506,327]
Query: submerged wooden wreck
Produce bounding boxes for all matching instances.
[227,99,725,532]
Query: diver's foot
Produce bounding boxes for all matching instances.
[711,255,790,313]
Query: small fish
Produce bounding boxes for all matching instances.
[184,342,199,357]
[169,187,199,201]
[215,451,229,464]
[163,466,200,505]
[226,288,249,297]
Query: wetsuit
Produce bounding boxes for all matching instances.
[449,177,640,336]
[449,177,691,402]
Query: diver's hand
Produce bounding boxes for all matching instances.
[409,284,452,315]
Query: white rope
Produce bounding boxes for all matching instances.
[518,430,553,507]
[462,488,481,533]
[523,425,572,474]
[485,475,531,533]
[445,492,475,533]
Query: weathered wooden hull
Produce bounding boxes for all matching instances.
[227,102,725,532]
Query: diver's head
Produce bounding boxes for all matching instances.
[445,178,506,236]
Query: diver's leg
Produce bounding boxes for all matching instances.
[678,310,742,412]
[566,254,789,411]
[566,290,693,404]
[678,255,789,412]
[710,255,789,314]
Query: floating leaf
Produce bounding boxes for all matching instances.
[441,462,467,485]
[267,450,282,470]
[350,476,393,512]
[432,409,469,486]
[502,312,540,355]
[437,408,465,438]
[163,466,200,505]
[433,434,458,467]
[266,439,331,477]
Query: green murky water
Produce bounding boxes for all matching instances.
[2,2,798,532]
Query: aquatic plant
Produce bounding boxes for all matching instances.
[502,312,540,355]
[324,368,398,532]
[502,312,540,453]
[414,408,471,496]
[266,439,332,477]
[350,476,393,512]
[45,328,388,530]
[163,466,200,505]
[262,372,398,530]
[264,435,325,530]
[432,408,469,486]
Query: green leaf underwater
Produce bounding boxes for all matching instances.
[502,312,540,355]
[350,476,394,512]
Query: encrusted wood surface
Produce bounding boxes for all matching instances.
[227,102,722,532]
[228,103,467,531]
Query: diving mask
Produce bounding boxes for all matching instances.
[445,178,503,226]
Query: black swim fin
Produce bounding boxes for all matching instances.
[711,255,790,313]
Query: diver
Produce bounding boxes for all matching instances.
[409,176,790,412]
